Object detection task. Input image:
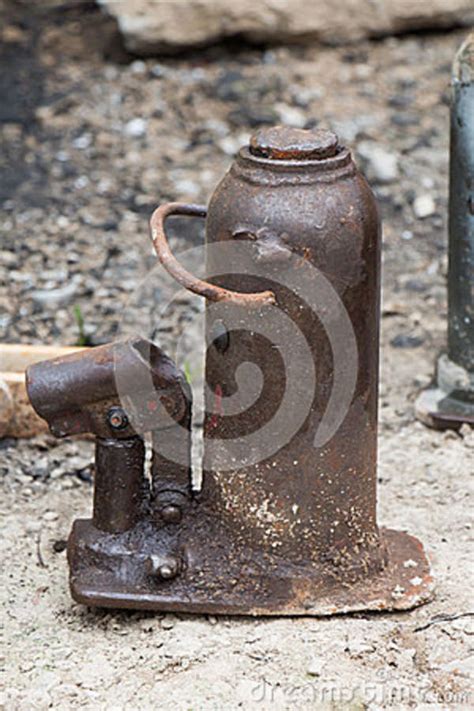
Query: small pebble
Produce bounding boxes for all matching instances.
[404,279,426,292]
[391,334,424,348]
[161,616,175,630]
[459,423,473,440]
[43,510,59,521]
[53,539,68,553]
[173,178,200,197]
[124,118,148,138]
[274,103,307,128]
[357,141,399,183]
[218,134,249,156]
[307,658,325,676]
[72,133,92,150]
[130,60,147,75]
[103,64,118,80]
[413,194,436,218]
[30,282,78,308]
[463,619,474,635]
[345,640,375,655]
[150,63,167,77]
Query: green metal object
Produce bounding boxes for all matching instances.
[415,33,474,429]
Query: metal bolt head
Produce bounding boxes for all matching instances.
[107,406,129,430]
[161,504,182,524]
[158,563,177,579]
[146,554,180,580]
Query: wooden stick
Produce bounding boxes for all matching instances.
[0,344,86,438]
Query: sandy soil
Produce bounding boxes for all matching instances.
[1,4,473,709]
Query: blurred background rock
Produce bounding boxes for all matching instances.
[99,0,474,55]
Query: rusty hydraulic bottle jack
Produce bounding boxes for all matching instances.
[415,33,474,429]
[27,126,433,615]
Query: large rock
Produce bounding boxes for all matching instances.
[98,0,474,55]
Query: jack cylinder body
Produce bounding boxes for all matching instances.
[203,128,383,572]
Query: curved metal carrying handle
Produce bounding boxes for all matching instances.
[150,203,276,307]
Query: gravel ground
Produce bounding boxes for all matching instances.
[1,4,473,710]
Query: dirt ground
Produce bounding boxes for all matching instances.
[1,4,473,709]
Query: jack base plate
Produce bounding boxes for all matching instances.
[68,520,433,616]
[415,386,474,430]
